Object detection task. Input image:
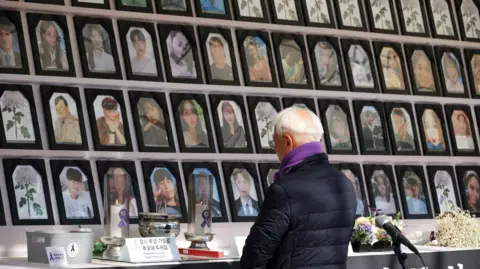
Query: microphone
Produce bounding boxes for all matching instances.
[375,214,419,255]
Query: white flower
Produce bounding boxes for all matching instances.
[1,90,25,110]
[255,102,278,120]
[14,166,38,186]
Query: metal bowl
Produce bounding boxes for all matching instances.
[138,213,181,238]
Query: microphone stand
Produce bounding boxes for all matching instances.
[392,237,408,269]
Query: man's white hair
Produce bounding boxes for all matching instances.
[274,106,324,145]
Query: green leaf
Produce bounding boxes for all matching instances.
[19,197,26,208]
[6,120,14,131]
[375,14,381,22]
[406,17,412,26]
[277,3,284,14]
[385,20,393,29]
[416,23,424,33]
[260,129,267,138]
[310,6,316,16]
[288,9,296,20]
[446,26,453,35]
[15,111,24,118]
[240,0,247,10]
[343,11,349,20]
[354,17,361,27]
[20,126,31,139]
[321,13,329,23]
[14,183,20,189]
[33,203,43,216]
[1,107,8,113]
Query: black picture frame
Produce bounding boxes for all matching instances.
[353,100,391,155]
[444,104,479,156]
[0,84,42,150]
[257,162,279,196]
[157,24,203,84]
[282,97,316,112]
[194,0,233,20]
[3,159,54,226]
[415,103,451,156]
[455,165,480,215]
[40,86,89,151]
[0,189,5,226]
[27,13,76,77]
[426,165,462,216]
[373,42,411,95]
[272,33,313,89]
[25,0,64,4]
[318,99,358,155]
[363,164,401,216]
[198,27,240,86]
[268,0,305,26]
[85,88,133,152]
[435,47,469,98]
[364,0,399,34]
[50,160,101,225]
[74,17,122,80]
[247,96,282,154]
[333,0,368,31]
[395,165,433,219]
[170,93,215,153]
[0,11,29,75]
[342,39,379,93]
[222,162,263,222]
[455,0,480,42]
[141,161,188,223]
[332,163,369,217]
[181,162,228,223]
[384,102,421,156]
[464,49,480,99]
[405,44,442,97]
[118,21,163,82]
[209,94,253,154]
[115,0,154,13]
[72,0,111,9]
[232,0,270,23]
[395,0,431,37]
[300,0,336,28]
[425,0,459,40]
[128,91,175,153]
[156,0,193,16]
[308,36,347,92]
[96,160,143,224]
[236,30,278,88]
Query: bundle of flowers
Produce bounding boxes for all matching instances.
[432,210,480,248]
[351,212,404,247]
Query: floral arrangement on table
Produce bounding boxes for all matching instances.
[428,210,480,248]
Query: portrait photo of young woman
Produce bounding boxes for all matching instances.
[217,100,247,149]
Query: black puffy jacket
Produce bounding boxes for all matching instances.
[240,153,357,269]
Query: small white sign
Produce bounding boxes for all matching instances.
[45,247,69,268]
[67,242,79,258]
[233,236,247,257]
[124,237,180,263]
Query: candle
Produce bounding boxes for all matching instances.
[194,203,208,235]
[110,201,127,238]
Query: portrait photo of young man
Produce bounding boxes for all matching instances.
[61,167,94,219]
[0,16,22,69]
[231,168,259,217]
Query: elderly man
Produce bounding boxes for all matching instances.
[240,106,356,269]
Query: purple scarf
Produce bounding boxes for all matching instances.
[273,142,324,183]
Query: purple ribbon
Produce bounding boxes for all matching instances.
[49,253,54,261]
[200,210,210,228]
[117,208,128,228]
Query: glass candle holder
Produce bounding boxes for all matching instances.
[103,167,132,239]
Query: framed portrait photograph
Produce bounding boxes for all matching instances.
[395,165,432,219]
[364,164,400,216]
[115,0,154,13]
[141,161,187,222]
[282,97,316,112]
[210,94,253,154]
[247,96,281,154]
[128,91,175,153]
[41,86,88,151]
[85,89,133,152]
[333,0,368,31]
[353,100,391,155]
[415,103,450,156]
[318,99,357,155]
[237,30,277,88]
[444,105,479,156]
[25,0,64,4]
[0,190,5,225]
[427,166,461,215]
[3,159,54,225]
[156,0,193,16]
[405,45,442,96]
[384,102,420,156]
[74,17,122,80]
[27,14,75,77]
[118,21,163,82]
[373,42,410,95]
[158,24,203,84]
[435,47,469,98]
[456,0,480,42]
[0,11,29,75]
[72,0,111,9]
[342,39,379,93]
[199,27,239,86]
[195,0,233,20]
[272,33,313,89]
[97,161,143,224]
[50,160,100,225]
[456,166,480,215]
[232,0,269,23]
[465,49,480,98]
[425,0,458,39]
[170,93,215,153]
[223,162,262,222]
[396,0,430,37]
[308,36,347,91]
[182,162,228,222]
[300,0,335,28]
[0,84,42,150]
[333,163,368,216]
[364,0,398,34]
[257,162,280,196]
[269,0,304,25]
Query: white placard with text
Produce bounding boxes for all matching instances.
[123,237,180,263]
[45,247,68,268]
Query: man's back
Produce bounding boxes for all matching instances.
[240,153,356,269]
